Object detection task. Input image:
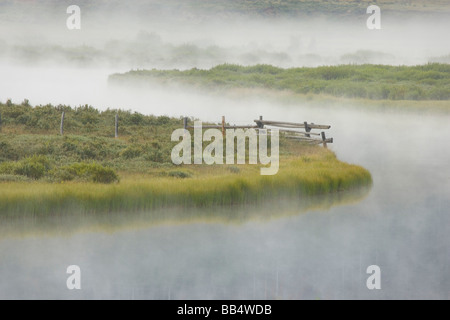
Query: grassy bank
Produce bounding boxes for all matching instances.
[0,151,371,217]
[110,63,450,101]
[0,103,372,216]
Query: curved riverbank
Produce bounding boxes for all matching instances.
[0,150,372,218]
[0,102,372,221]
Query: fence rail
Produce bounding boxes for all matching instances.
[0,110,333,148]
[255,120,331,130]
[183,116,333,148]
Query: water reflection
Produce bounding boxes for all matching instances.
[0,69,449,299]
[0,187,371,240]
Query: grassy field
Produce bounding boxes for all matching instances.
[110,64,450,101]
[0,103,372,216]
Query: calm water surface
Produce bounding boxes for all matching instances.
[0,69,449,300]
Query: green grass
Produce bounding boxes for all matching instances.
[110,63,450,101]
[0,151,372,217]
[0,103,372,217]
[0,102,187,176]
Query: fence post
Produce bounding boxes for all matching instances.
[321,132,328,148]
[256,115,264,130]
[115,114,119,138]
[60,111,65,135]
[183,117,188,130]
[222,116,225,136]
[304,121,311,138]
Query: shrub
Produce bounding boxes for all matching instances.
[130,113,144,125]
[79,145,98,159]
[0,174,31,182]
[55,162,119,184]
[156,116,170,125]
[168,170,192,179]
[0,141,19,160]
[62,139,78,152]
[0,161,17,175]
[14,155,52,180]
[145,149,166,163]
[89,164,119,183]
[120,145,143,159]
[51,168,77,182]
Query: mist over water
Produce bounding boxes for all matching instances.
[1,4,450,73]
[0,2,449,299]
[2,9,450,110]
[0,102,448,299]
[1,3,450,108]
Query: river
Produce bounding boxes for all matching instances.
[0,67,449,299]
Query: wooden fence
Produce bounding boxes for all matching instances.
[0,110,333,148]
[183,116,333,148]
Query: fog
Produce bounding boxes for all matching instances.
[0,106,448,299]
[1,2,450,72]
[1,2,450,111]
[0,1,449,300]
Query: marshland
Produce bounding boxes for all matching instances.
[0,0,449,300]
[0,102,371,216]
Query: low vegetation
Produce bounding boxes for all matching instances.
[110,63,450,101]
[0,102,372,215]
[0,151,371,217]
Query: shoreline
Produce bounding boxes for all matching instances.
[0,152,372,217]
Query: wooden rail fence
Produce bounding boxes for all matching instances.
[183,116,333,148]
[0,110,333,148]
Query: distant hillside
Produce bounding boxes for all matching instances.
[2,0,450,20]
